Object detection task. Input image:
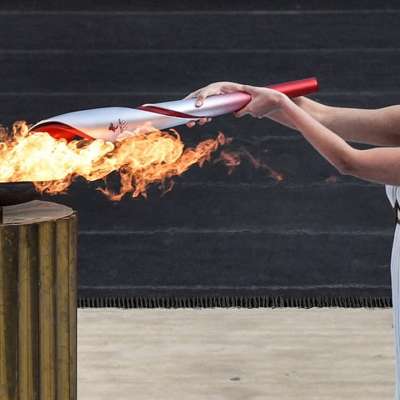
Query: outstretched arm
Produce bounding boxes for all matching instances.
[185,82,400,147]
[278,93,400,185]
[270,97,400,146]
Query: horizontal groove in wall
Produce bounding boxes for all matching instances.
[78,228,393,236]
[155,181,382,191]
[177,181,381,188]
[0,48,398,55]
[0,10,400,16]
[0,52,396,93]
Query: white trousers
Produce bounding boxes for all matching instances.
[391,224,400,399]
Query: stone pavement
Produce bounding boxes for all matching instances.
[78,308,395,400]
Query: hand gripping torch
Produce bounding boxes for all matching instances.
[30,77,319,142]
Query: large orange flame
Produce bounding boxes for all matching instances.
[0,121,231,199]
[0,121,283,200]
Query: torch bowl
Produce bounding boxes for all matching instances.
[0,182,39,206]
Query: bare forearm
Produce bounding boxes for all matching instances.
[320,102,400,146]
[279,95,400,185]
[266,97,322,130]
[279,95,359,174]
[269,96,400,146]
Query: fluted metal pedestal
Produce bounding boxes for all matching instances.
[0,200,77,400]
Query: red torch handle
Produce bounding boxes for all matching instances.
[266,77,319,98]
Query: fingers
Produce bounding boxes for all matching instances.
[194,89,218,107]
[220,83,246,93]
[195,85,241,107]
[184,85,216,106]
[185,82,245,108]
[184,88,216,107]
[199,117,212,125]
[195,94,206,107]
[186,117,212,128]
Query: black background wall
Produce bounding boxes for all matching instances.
[0,1,398,306]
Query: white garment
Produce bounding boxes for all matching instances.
[386,184,400,399]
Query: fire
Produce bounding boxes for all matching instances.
[0,121,231,199]
[0,121,283,200]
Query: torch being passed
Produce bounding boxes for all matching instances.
[30,77,319,142]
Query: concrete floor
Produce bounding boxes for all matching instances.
[78,308,396,400]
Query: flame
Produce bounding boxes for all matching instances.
[215,147,284,181]
[0,121,230,199]
[0,121,284,200]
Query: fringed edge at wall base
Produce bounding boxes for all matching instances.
[77,295,393,309]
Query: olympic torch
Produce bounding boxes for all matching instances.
[30,77,319,142]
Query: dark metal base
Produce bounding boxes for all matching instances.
[0,182,39,207]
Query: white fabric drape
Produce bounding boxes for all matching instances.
[386,184,400,399]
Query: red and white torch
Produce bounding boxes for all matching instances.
[30,77,319,142]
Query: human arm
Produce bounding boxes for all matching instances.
[185,82,400,146]
[272,97,400,146]
[277,92,400,185]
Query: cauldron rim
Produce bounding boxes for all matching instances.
[0,181,40,207]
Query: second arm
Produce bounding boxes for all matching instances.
[269,97,400,147]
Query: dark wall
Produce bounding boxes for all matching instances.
[1,1,398,302]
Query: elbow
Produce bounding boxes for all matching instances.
[334,153,359,176]
[336,162,354,176]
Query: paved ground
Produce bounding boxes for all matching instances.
[78,308,396,400]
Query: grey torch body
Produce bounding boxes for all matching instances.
[30,78,319,142]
